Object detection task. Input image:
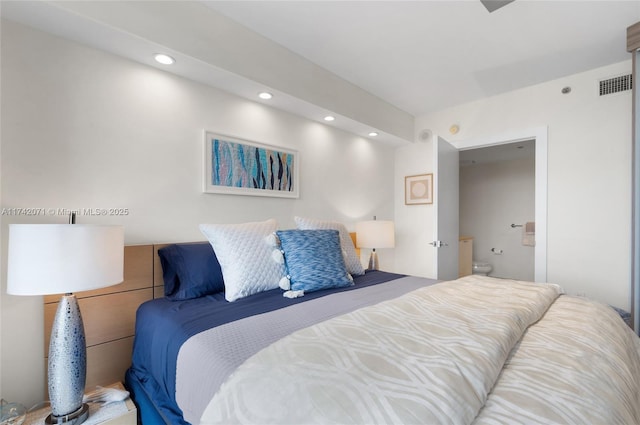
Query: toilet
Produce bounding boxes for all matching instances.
[472,261,492,276]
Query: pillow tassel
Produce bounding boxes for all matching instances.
[272,249,285,264]
[279,275,291,290]
[265,233,280,248]
[283,290,304,299]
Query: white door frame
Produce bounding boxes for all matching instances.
[455,126,548,283]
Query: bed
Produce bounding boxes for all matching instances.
[125,218,640,424]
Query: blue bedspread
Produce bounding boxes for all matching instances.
[126,270,404,424]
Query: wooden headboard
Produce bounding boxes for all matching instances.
[43,232,360,390]
[350,232,359,257]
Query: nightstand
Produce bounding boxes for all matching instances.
[458,236,473,277]
[24,382,136,425]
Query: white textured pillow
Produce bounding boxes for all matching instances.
[200,219,285,302]
[294,216,365,276]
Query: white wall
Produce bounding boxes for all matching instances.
[0,21,395,407]
[460,157,535,281]
[24,1,414,142]
[415,60,632,310]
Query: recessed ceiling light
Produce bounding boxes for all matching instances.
[368,132,379,137]
[154,54,175,65]
[324,116,335,122]
[258,92,273,100]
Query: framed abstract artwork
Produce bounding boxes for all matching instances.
[203,132,299,198]
[405,173,433,205]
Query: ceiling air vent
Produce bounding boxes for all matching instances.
[599,74,632,96]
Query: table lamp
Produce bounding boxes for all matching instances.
[356,217,395,270]
[7,222,124,425]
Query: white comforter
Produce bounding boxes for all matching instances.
[201,275,640,424]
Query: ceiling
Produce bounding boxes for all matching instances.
[204,0,639,115]
[2,1,639,145]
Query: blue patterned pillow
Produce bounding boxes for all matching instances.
[276,229,353,293]
[294,216,365,276]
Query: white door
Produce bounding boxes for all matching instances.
[433,136,459,280]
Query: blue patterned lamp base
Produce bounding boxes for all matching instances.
[47,295,88,425]
[368,250,379,270]
[45,403,89,425]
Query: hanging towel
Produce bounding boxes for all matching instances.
[522,221,535,246]
[525,222,535,233]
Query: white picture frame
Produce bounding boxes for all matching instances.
[203,131,299,198]
[405,173,433,205]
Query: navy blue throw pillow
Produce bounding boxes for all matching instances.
[158,242,224,300]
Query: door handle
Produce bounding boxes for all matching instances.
[429,241,449,248]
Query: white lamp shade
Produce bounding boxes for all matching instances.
[7,224,124,295]
[356,220,395,249]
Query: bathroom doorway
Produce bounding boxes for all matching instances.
[459,140,536,281]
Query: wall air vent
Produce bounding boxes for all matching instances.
[599,74,633,96]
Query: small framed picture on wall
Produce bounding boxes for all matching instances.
[405,173,433,205]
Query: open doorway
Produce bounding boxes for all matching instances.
[455,126,547,283]
[459,140,535,281]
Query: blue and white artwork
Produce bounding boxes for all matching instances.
[204,132,298,198]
